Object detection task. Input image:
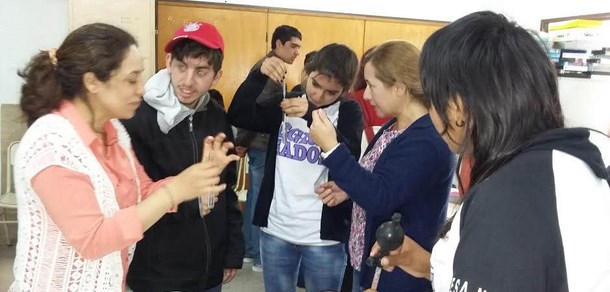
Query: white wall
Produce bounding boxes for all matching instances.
[559,77,610,133]
[1,0,609,104]
[0,0,68,104]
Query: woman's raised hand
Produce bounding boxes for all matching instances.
[310,109,338,152]
[202,133,240,169]
[170,133,240,204]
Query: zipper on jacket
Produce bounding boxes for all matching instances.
[189,115,198,163]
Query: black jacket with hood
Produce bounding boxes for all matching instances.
[122,92,244,292]
[441,128,610,292]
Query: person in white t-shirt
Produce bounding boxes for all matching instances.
[228,43,363,292]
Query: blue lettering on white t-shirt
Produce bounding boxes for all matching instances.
[276,121,322,164]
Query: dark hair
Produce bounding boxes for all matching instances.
[271,25,302,49]
[420,11,564,187]
[351,46,376,92]
[304,43,358,92]
[297,50,318,85]
[170,39,223,73]
[208,89,225,109]
[304,50,318,66]
[19,23,137,126]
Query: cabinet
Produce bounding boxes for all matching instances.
[364,19,444,50]
[267,12,365,89]
[157,1,447,106]
[541,14,610,133]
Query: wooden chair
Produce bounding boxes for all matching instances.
[233,156,249,213]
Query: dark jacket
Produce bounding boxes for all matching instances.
[234,129,269,150]
[122,98,244,292]
[233,54,274,151]
[227,65,363,243]
[323,115,454,292]
[447,128,610,292]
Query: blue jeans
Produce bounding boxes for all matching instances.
[260,231,347,292]
[243,148,266,266]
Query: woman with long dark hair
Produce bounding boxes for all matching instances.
[367,11,610,292]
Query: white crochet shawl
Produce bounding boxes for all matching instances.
[10,114,140,292]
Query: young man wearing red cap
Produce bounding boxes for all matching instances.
[122,21,244,292]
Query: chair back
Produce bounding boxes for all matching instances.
[4,141,19,194]
[0,141,20,243]
[233,156,249,193]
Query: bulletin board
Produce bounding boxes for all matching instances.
[68,0,156,80]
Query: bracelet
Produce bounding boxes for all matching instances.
[163,185,175,207]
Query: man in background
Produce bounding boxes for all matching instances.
[234,24,302,273]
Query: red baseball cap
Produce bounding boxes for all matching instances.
[164,21,224,54]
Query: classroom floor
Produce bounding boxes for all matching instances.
[0,219,270,292]
[0,203,460,291]
[0,245,268,292]
[0,220,313,292]
[0,192,273,292]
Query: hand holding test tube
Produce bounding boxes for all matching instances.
[200,150,218,217]
[198,133,240,217]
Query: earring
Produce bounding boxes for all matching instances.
[455,120,465,127]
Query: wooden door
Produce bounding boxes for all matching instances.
[363,19,445,51]
[267,12,365,89]
[157,2,268,107]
